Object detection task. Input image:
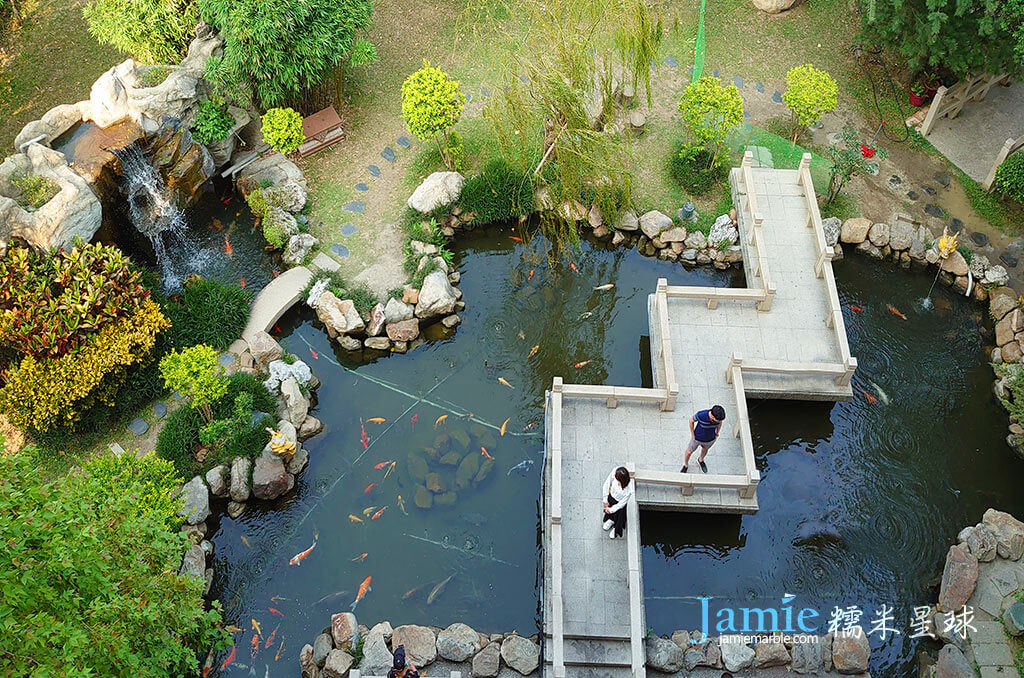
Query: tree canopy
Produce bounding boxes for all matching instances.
[199,0,374,108]
[859,0,1023,78]
[83,0,199,64]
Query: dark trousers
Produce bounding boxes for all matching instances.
[604,493,627,537]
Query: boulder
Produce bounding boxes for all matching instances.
[684,230,708,250]
[840,217,871,244]
[408,171,464,213]
[300,643,316,673]
[176,475,210,525]
[938,544,979,611]
[719,636,754,672]
[1005,601,1024,636]
[262,180,306,213]
[415,270,458,319]
[264,358,313,391]
[285,445,308,474]
[472,640,501,677]
[337,299,365,334]
[941,251,969,276]
[996,309,1024,346]
[251,455,292,500]
[644,635,684,673]
[751,0,800,13]
[889,219,915,251]
[790,635,826,674]
[830,628,869,674]
[367,303,386,337]
[236,151,307,200]
[365,336,390,351]
[659,226,688,243]
[500,635,539,675]
[933,611,966,648]
[331,612,359,650]
[384,297,415,324]
[205,465,229,497]
[934,644,974,678]
[616,209,640,231]
[322,649,354,678]
[298,415,324,441]
[669,630,690,650]
[984,264,1010,286]
[262,205,299,241]
[436,622,480,662]
[821,216,841,247]
[179,543,205,578]
[280,376,310,426]
[966,524,999,562]
[387,318,420,342]
[754,640,790,667]
[990,290,1018,320]
[248,330,284,366]
[316,291,351,337]
[709,214,739,246]
[369,621,393,642]
[392,625,437,666]
[226,500,245,518]
[313,633,334,667]
[868,222,890,247]
[982,508,1024,560]
[360,629,394,675]
[639,210,672,239]
[284,233,319,266]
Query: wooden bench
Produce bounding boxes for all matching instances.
[298,106,344,158]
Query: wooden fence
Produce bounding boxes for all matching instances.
[982,136,1024,192]
[920,73,1009,137]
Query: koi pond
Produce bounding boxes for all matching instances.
[205,229,1024,676]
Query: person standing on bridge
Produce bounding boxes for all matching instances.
[602,466,634,539]
[682,405,725,473]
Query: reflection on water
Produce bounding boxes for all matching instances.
[207,230,1021,676]
[641,255,1024,676]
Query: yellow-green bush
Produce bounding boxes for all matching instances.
[0,299,169,432]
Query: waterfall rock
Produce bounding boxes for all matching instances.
[415,270,458,319]
[14,102,86,151]
[86,59,205,133]
[284,233,319,266]
[204,106,249,168]
[236,152,307,206]
[408,171,465,213]
[0,144,103,252]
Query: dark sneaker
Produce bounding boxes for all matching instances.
[681,465,689,473]
[699,461,708,473]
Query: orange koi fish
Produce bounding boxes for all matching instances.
[275,640,285,661]
[364,483,376,494]
[349,514,364,523]
[510,236,523,243]
[264,625,278,649]
[360,420,369,449]
[434,414,448,428]
[352,552,369,562]
[250,632,259,658]
[374,461,392,470]
[241,535,250,548]
[239,277,246,288]
[224,236,234,258]
[481,446,493,460]
[887,305,907,320]
[411,413,419,429]
[272,269,281,278]
[570,262,579,274]
[857,386,877,405]
[268,607,284,618]
[309,348,319,360]
[500,418,509,436]
[273,323,282,334]
[351,576,372,611]
[226,625,244,633]
[528,345,539,358]
[528,269,535,281]
[384,461,396,479]
[397,494,408,514]
[288,537,317,566]
[574,360,591,368]
[371,507,387,520]
[251,619,262,636]
[367,417,386,424]
[220,645,237,670]
[498,377,514,389]
[221,196,231,205]
[849,304,863,312]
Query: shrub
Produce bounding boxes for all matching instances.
[995,153,1024,205]
[261,107,305,155]
[223,371,277,415]
[191,97,235,145]
[163,278,251,350]
[0,242,150,360]
[0,300,169,432]
[83,0,199,64]
[263,217,289,249]
[458,158,534,223]
[155,406,203,476]
[669,142,728,196]
[401,61,464,170]
[84,453,183,526]
[200,391,252,448]
[11,171,59,209]
[825,125,888,205]
[782,64,838,141]
[0,451,229,676]
[139,65,173,87]
[677,76,744,165]
[159,344,227,423]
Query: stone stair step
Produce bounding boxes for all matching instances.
[543,637,633,667]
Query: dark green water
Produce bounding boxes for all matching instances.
[207,230,1024,676]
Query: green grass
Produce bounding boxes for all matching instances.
[820,192,859,222]
[726,124,831,187]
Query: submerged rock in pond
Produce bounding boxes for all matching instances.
[450,428,470,449]
[439,451,462,466]
[408,453,429,481]
[435,491,457,506]
[474,458,495,484]
[425,472,445,493]
[456,453,481,489]
[414,484,432,508]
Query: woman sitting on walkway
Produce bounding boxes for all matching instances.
[602,466,634,539]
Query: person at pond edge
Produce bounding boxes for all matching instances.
[682,405,725,473]
[602,466,634,539]
[389,646,420,678]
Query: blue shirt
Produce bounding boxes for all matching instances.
[693,409,718,442]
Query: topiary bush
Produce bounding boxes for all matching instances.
[159,344,227,423]
[669,142,728,196]
[261,107,305,155]
[677,76,744,166]
[163,278,251,350]
[458,158,534,223]
[191,97,235,145]
[401,60,464,170]
[782,64,838,141]
[995,153,1024,205]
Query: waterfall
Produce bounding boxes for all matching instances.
[113,144,210,291]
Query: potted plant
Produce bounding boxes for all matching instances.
[922,71,941,96]
[909,81,930,107]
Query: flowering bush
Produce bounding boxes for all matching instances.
[0,299,169,432]
[0,242,149,360]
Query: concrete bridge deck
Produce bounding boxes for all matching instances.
[542,155,856,678]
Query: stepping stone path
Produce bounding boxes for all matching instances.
[397,136,411,148]
[934,173,951,188]
[713,69,719,78]
[218,353,235,367]
[519,73,529,83]
[733,75,743,89]
[772,90,783,103]
[465,91,472,102]
[381,147,396,163]
[154,402,167,419]
[343,201,366,213]
[1002,252,1019,268]
[355,183,368,192]
[109,442,126,457]
[756,81,765,93]
[907,190,919,201]
[340,223,358,236]
[922,185,937,196]
[971,231,989,246]
[129,418,149,435]
[481,86,490,98]
[331,243,350,258]
[368,165,381,177]
[924,204,943,217]
[664,55,678,67]
[950,217,964,233]
[173,391,184,400]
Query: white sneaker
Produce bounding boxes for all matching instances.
[609,530,616,539]
[602,520,614,531]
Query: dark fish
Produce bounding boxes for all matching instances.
[315,590,350,606]
[427,574,454,605]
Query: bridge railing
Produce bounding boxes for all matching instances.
[548,380,566,678]
[740,151,776,312]
[625,494,646,678]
